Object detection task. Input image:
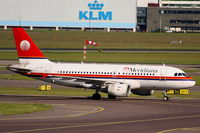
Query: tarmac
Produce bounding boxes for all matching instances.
[0,95,200,133]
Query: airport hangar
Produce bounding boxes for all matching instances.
[0,0,137,32]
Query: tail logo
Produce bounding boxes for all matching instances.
[20,40,30,51]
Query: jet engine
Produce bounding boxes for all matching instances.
[107,83,131,97]
[123,80,140,89]
[131,89,154,96]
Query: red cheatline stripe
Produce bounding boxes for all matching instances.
[26,72,193,80]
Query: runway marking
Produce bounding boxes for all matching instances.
[3,114,200,133]
[122,99,200,107]
[0,104,104,121]
[157,127,200,133]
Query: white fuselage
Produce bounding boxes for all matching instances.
[15,60,195,90]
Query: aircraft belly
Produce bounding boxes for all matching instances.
[139,80,193,89]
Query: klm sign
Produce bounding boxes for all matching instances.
[79,0,112,21]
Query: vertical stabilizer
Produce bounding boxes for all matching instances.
[12,28,50,64]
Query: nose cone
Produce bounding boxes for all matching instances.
[187,80,196,88]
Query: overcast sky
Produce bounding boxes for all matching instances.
[137,0,159,7]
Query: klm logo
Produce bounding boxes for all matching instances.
[79,0,112,21]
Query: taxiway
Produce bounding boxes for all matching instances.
[0,95,200,133]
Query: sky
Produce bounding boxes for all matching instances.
[137,0,159,7]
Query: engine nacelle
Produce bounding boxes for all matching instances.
[123,80,140,89]
[108,83,130,97]
[131,89,154,96]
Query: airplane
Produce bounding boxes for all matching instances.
[8,27,195,101]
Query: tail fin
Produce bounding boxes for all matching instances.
[12,28,49,63]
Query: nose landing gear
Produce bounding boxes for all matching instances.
[163,91,169,101]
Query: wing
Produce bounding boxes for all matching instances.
[48,75,115,86]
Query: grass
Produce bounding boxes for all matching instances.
[1,30,200,50]
[0,65,7,70]
[183,69,200,73]
[0,74,34,80]
[0,87,199,99]
[0,102,51,115]
[0,87,99,96]
[152,91,200,99]
[193,76,200,86]
[0,51,200,64]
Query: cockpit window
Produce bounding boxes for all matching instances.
[182,73,188,77]
[174,73,188,77]
[178,73,182,76]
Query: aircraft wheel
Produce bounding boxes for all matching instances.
[108,94,116,99]
[163,96,169,101]
[92,93,101,100]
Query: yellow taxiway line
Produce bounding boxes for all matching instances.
[157,127,200,133]
[3,114,200,133]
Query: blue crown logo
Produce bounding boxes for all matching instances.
[88,0,104,10]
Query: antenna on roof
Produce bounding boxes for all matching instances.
[162,62,165,67]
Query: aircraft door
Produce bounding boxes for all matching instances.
[160,67,167,81]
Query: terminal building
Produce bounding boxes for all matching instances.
[159,0,200,8]
[147,0,200,32]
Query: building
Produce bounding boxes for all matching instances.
[0,0,137,32]
[136,0,159,32]
[147,0,200,32]
[137,7,147,32]
[137,0,159,7]
[159,0,200,8]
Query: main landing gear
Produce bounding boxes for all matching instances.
[163,91,169,101]
[108,94,116,99]
[92,93,117,100]
[92,92,101,100]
